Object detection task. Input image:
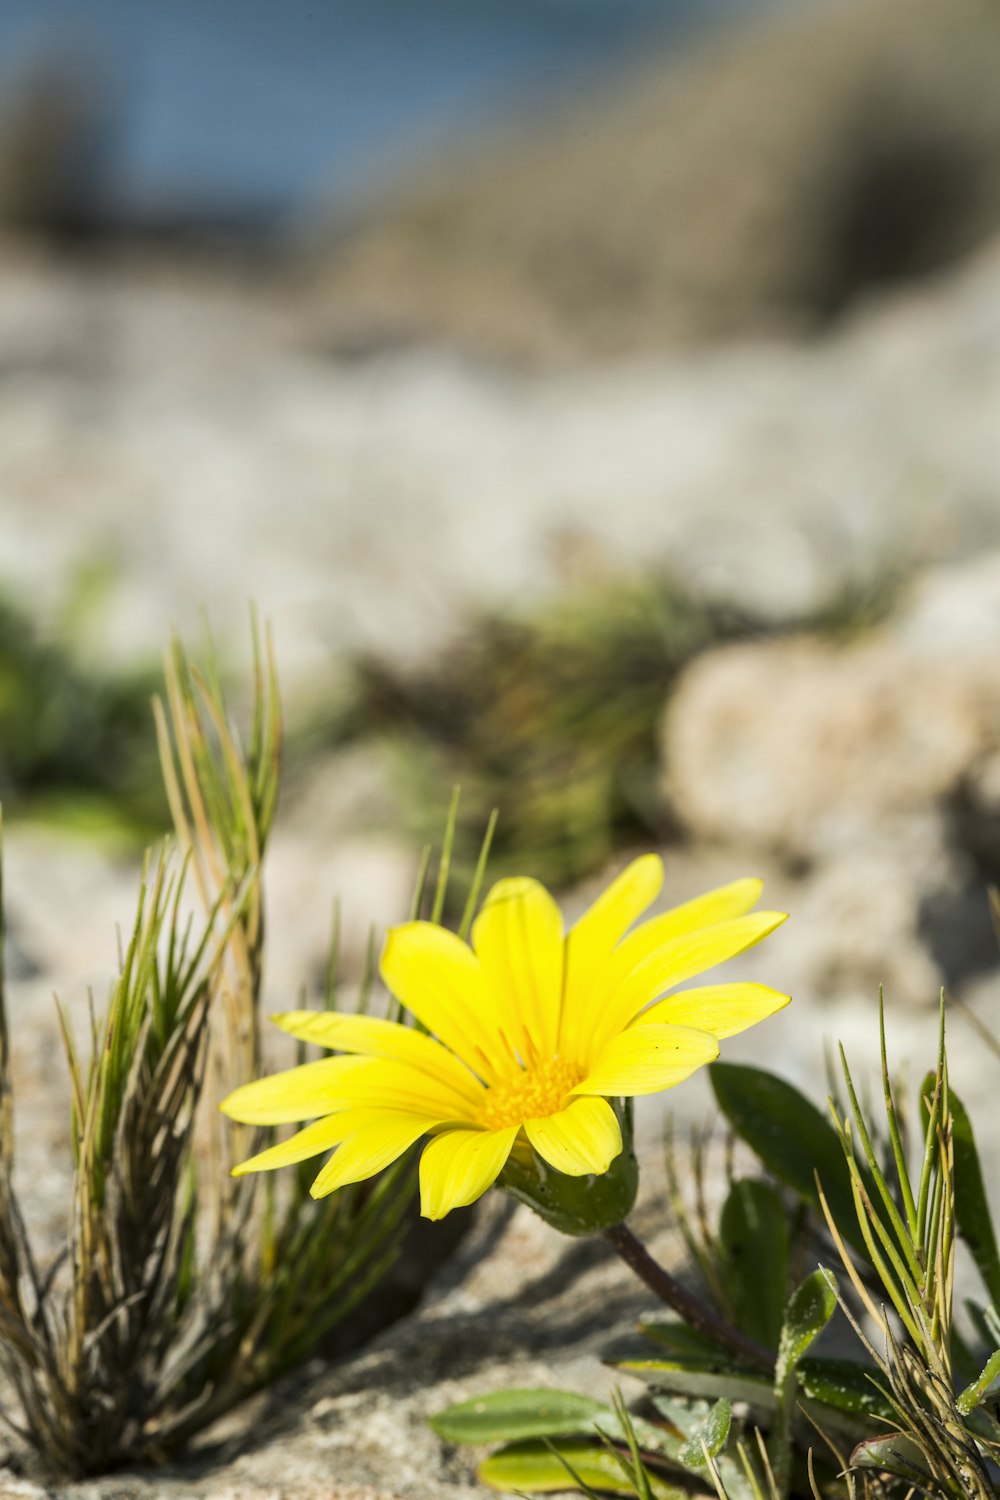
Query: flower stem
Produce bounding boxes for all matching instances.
[603,1220,775,1372]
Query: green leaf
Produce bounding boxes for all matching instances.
[430,1389,612,1445]
[479,1439,685,1497]
[957,1350,1000,1417]
[851,1433,936,1485]
[638,1319,730,1360]
[719,1178,789,1350]
[711,1063,868,1257]
[796,1357,894,1422]
[617,1360,776,1414]
[777,1268,837,1373]
[430,1389,671,1457]
[948,1086,1000,1307]
[772,1270,838,1500]
[677,1399,732,1468]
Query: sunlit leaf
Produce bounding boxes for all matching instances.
[676,1399,732,1468]
[957,1350,1000,1417]
[431,1390,612,1445]
[480,1439,685,1497]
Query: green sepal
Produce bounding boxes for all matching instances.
[499,1103,638,1236]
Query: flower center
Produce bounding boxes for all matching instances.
[477,1057,582,1130]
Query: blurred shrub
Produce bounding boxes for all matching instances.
[326,570,898,894]
[0,591,165,839]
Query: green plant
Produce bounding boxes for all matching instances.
[433,995,1000,1500]
[0,586,165,840]
[0,624,460,1477]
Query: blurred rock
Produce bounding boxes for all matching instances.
[661,629,1000,863]
[265,828,418,996]
[895,551,1000,660]
[3,231,1000,686]
[660,553,1000,1007]
[314,0,1000,360]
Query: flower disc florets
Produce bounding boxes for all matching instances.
[222,855,790,1220]
[478,1057,583,1131]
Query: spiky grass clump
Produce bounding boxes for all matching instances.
[0,626,427,1476]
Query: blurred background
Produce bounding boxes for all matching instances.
[2,0,1000,1282]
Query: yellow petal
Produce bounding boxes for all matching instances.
[572,1023,719,1097]
[640,983,790,1040]
[615,879,765,973]
[310,1111,434,1198]
[222,1054,476,1125]
[585,911,787,1062]
[232,1113,356,1175]
[272,1010,484,1109]
[562,855,663,1053]
[524,1097,622,1177]
[473,878,564,1063]
[221,1055,371,1124]
[381,921,504,1079]
[418,1124,519,1220]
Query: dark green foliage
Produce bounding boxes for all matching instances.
[335,575,727,891]
[0,589,165,838]
[710,1062,868,1260]
[301,568,900,894]
[943,1086,1000,1309]
[718,1179,790,1351]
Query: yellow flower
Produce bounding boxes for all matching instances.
[221,855,788,1220]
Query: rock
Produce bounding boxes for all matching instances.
[661,579,1000,864]
[264,827,419,996]
[314,0,1000,360]
[895,552,1000,661]
[0,1183,682,1500]
[659,553,1000,1009]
